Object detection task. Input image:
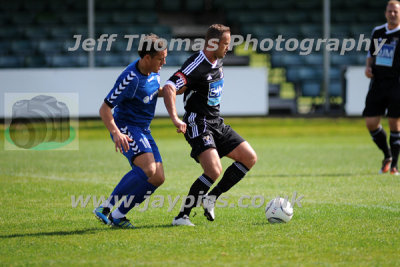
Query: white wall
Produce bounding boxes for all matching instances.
[345,66,370,116]
[0,67,267,118]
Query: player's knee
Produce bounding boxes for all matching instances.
[239,149,257,170]
[142,163,157,178]
[150,174,165,187]
[205,165,222,181]
[249,150,257,167]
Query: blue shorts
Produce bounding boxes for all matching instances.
[111,124,162,168]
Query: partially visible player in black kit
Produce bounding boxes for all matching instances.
[163,24,257,226]
[363,0,400,176]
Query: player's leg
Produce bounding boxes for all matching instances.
[202,122,257,221]
[365,116,392,173]
[388,118,400,175]
[205,141,257,204]
[108,133,164,227]
[95,127,162,227]
[363,83,392,173]
[207,125,257,201]
[173,148,220,226]
[387,83,400,175]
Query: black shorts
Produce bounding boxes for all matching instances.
[363,78,400,118]
[183,112,245,162]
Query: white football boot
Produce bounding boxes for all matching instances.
[201,194,216,221]
[172,215,195,226]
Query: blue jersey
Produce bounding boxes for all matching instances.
[104,59,160,128]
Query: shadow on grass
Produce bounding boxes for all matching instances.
[0,224,174,239]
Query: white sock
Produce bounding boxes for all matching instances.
[102,200,114,210]
[111,208,126,219]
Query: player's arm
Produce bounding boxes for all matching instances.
[365,29,376,79]
[158,86,186,97]
[365,56,374,78]
[99,101,132,153]
[163,83,187,133]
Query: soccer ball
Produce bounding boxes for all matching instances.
[265,197,293,223]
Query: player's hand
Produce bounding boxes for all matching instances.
[173,118,187,134]
[112,132,133,153]
[365,67,373,78]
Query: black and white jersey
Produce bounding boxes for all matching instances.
[166,51,224,118]
[368,23,400,79]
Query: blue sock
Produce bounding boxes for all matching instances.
[107,167,148,207]
[117,169,157,215]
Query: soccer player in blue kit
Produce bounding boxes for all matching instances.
[93,34,168,228]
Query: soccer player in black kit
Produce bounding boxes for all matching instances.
[163,24,257,226]
[363,0,400,176]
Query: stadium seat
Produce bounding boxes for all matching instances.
[25,56,47,68]
[0,1,21,12]
[271,53,305,68]
[0,56,25,68]
[37,40,65,55]
[303,54,323,65]
[186,0,203,11]
[246,0,270,9]
[48,55,88,67]
[59,13,87,25]
[112,12,136,24]
[329,81,342,97]
[10,40,36,56]
[161,0,181,11]
[260,13,284,25]
[22,0,47,12]
[333,11,357,23]
[286,67,302,82]
[10,13,35,26]
[331,24,352,38]
[49,27,75,39]
[124,0,156,9]
[96,54,128,67]
[284,11,309,23]
[136,13,158,24]
[276,25,301,39]
[300,24,322,38]
[295,0,321,9]
[357,12,384,23]
[95,12,114,25]
[299,67,322,80]
[301,81,321,97]
[0,42,11,55]
[23,26,50,40]
[36,13,61,25]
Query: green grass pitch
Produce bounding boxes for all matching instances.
[0,117,399,266]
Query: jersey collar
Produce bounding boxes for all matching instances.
[200,51,218,68]
[385,23,400,34]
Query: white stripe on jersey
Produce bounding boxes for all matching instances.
[108,71,137,103]
[183,53,205,75]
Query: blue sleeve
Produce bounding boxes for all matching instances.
[104,70,139,107]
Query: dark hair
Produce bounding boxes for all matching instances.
[138,34,166,58]
[205,24,231,43]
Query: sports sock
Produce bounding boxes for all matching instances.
[390,131,400,168]
[208,162,249,200]
[114,167,157,217]
[176,174,214,218]
[369,126,392,159]
[102,168,144,209]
